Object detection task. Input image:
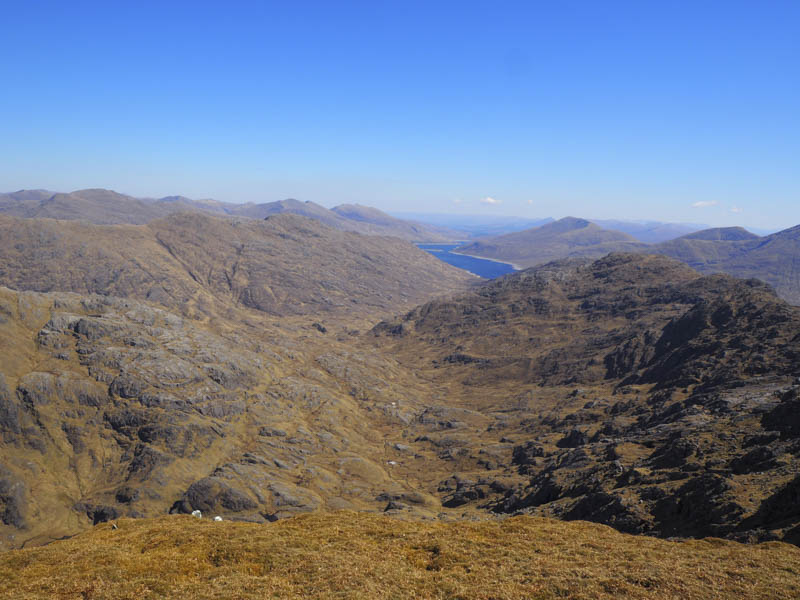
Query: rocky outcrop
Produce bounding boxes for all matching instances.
[653,474,745,538]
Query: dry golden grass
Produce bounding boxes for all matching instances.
[1,512,798,599]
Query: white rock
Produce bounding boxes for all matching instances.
[191,510,202,518]
[214,516,223,522]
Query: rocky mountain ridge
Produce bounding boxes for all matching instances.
[370,254,800,542]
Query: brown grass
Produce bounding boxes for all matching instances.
[1,512,798,599]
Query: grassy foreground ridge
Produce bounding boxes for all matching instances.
[1,512,798,599]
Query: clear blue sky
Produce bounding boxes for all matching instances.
[1,1,798,228]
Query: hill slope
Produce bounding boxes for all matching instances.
[455,217,647,267]
[1,512,799,599]
[0,212,471,319]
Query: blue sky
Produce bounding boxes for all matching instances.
[1,1,798,228]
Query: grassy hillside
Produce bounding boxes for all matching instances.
[1,512,799,599]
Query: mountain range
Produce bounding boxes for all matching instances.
[0,189,462,242]
[0,188,719,244]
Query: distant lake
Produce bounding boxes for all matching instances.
[417,243,517,279]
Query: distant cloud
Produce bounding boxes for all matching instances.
[527,199,533,205]
[451,197,463,205]
[691,200,719,208]
[730,206,742,213]
[481,196,501,205]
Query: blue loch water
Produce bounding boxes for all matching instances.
[417,243,517,279]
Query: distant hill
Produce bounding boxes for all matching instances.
[0,189,54,211]
[236,199,460,241]
[231,198,346,224]
[649,225,800,305]
[0,189,459,241]
[333,203,413,226]
[590,219,707,243]
[454,217,647,267]
[681,226,759,241]
[648,228,758,267]
[0,189,172,224]
[332,203,464,240]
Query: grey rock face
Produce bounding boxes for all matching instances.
[0,467,26,529]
